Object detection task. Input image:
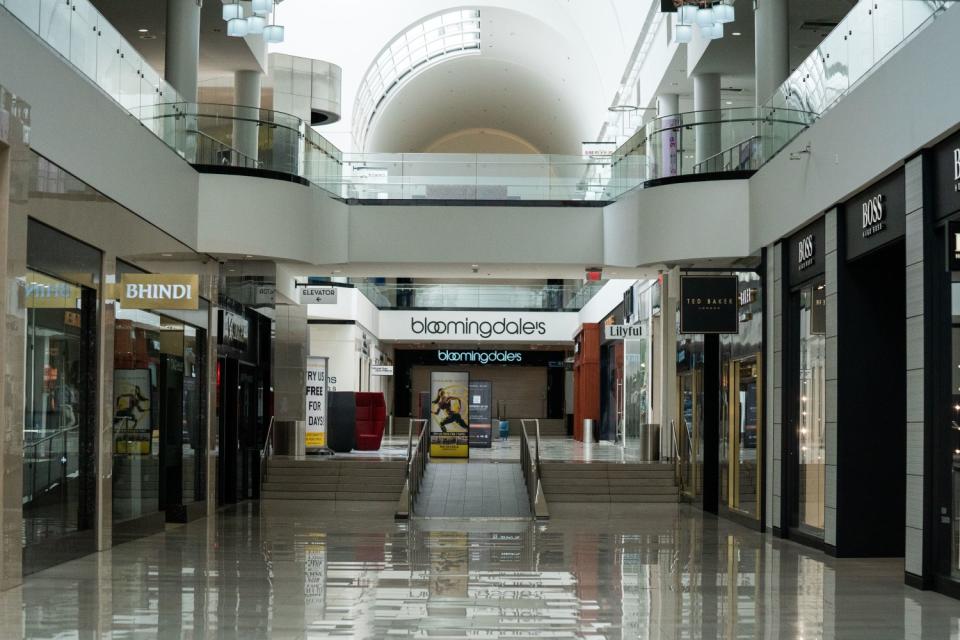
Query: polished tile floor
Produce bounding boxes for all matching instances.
[4,502,960,639]
[415,461,530,518]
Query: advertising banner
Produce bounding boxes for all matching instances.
[113,369,152,454]
[430,371,470,458]
[468,380,493,448]
[305,357,329,450]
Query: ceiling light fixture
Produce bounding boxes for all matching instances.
[671,1,735,43]
[225,0,284,42]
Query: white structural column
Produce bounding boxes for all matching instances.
[164,0,202,102]
[754,0,790,105]
[656,94,680,178]
[693,74,721,167]
[767,242,782,531]
[233,70,263,163]
[658,269,678,459]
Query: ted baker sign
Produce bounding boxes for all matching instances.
[118,274,199,310]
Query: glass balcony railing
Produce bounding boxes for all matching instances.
[764,0,956,116]
[609,107,816,196]
[352,282,606,311]
[1,0,182,119]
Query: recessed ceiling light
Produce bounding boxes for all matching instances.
[245,255,253,259]
[161,253,173,257]
[138,28,149,33]
[726,101,733,105]
[732,32,742,36]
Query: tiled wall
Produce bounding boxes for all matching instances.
[903,155,925,577]
[823,209,839,547]
[767,243,782,530]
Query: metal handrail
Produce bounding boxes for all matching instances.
[520,419,549,520]
[396,418,429,519]
[23,424,80,504]
[259,416,276,492]
[670,419,685,495]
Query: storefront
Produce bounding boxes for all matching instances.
[394,348,567,428]
[217,301,271,505]
[719,273,764,527]
[781,218,828,547]
[112,262,210,542]
[22,221,100,574]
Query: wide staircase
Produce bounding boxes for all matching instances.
[539,462,679,504]
[262,458,406,502]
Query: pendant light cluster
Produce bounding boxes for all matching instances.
[223,0,285,43]
[673,1,735,43]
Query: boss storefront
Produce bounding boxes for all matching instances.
[781,218,828,546]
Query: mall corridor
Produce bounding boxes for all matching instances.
[2,504,959,638]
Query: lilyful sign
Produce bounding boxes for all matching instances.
[118,274,199,310]
[605,324,642,340]
[679,275,739,334]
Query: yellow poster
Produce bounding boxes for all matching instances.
[430,371,469,458]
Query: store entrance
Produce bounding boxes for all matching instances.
[836,239,906,556]
[677,369,702,500]
[218,358,261,505]
[721,355,762,519]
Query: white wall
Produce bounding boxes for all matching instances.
[0,9,200,247]
[309,323,359,392]
[604,179,751,267]
[749,5,960,250]
[197,174,348,264]
[578,279,637,324]
[348,205,604,266]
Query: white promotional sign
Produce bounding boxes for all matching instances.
[305,357,328,449]
[300,286,338,305]
[379,311,579,343]
[605,324,642,340]
[371,365,394,376]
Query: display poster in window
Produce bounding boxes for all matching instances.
[430,371,470,458]
[679,275,739,334]
[468,380,493,448]
[305,357,329,450]
[113,369,152,454]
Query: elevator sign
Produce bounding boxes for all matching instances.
[300,286,338,305]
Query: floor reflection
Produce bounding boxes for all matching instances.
[4,502,960,638]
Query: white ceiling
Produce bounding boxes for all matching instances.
[275,0,646,152]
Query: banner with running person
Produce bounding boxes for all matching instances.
[429,371,470,458]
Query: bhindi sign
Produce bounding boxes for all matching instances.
[300,286,338,305]
[305,357,329,450]
[679,275,739,334]
[118,274,199,310]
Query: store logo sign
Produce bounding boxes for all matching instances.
[411,317,547,339]
[604,325,642,340]
[861,193,886,238]
[437,350,523,364]
[797,234,816,271]
[118,274,199,310]
[953,148,960,191]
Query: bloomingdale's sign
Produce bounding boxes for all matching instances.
[379,311,579,342]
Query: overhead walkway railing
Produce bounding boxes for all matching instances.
[609,107,816,196]
[353,281,604,311]
[1,0,183,120]
[766,0,956,117]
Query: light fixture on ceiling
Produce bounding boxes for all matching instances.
[223,1,243,21]
[671,1,735,43]
[137,28,149,33]
[225,0,284,42]
[252,0,273,16]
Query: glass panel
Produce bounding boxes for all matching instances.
[118,40,141,112]
[182,326,205,504]
[5,0,40,32]
[796,280,826,536]
[96,18,123,103]
[69,0,99,81]
[38,0,71,58]
[949,282,960,578]
[22,272,93,545]
[736,358,760,517]
[112,306,162,522]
